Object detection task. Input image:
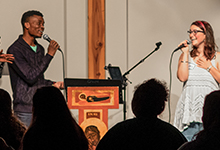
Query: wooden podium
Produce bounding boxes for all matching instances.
[65,78,122,142]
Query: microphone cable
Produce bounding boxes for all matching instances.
[168,40,191,123]
[60,49,65,81]
[42,34,65,83]
[168,50,175,123]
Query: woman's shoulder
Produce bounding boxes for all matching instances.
[215,51,220,56]
[214,52,220,62]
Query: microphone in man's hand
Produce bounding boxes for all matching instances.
[174,39,192,52]
[43,34,62,52]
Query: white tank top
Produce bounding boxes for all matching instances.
[174,54,219,131]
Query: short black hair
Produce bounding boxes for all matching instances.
[131,78,169,118]
[21,10,43,30]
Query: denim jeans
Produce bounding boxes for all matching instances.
[14,111,32,127]
[182,122,203,141]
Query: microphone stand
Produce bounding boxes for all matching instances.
[122,42,162,120]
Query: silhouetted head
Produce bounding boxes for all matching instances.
[202,90,220,130]
[0,89,12,117]
[131,78,168,118]
[24,86,88,150]
[32,86,71,123]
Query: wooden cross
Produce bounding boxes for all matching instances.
[88,0,105,79]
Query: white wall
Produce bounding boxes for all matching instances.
[105,0,128,127]
[1,0,220,128]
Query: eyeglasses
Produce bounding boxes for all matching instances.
[187,30,204,35]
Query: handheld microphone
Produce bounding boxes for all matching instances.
[174,39,191,52]
[43,34,62,52]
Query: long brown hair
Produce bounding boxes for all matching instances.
[23,86,88,150]
[190,20,218,60]
[0,88,27,150]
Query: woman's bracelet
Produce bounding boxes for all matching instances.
[207,65,212,72]
[181,61,188,63]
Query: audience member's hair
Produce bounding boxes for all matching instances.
[0,137,14,150]
[0,88,26,150]
[132,78,168,118]
[96,78,186,150]
[22,86,88,150]
[196,90,220,140]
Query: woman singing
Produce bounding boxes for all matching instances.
[174,20,220,141]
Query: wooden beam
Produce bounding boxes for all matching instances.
[88,0,105,79]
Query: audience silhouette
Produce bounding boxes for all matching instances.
[0,88,26,150]
[178,90,220,150]
[96,78,187,150]
[21,86,88,150]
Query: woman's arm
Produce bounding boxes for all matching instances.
[201,52,220,83]
[177,41,190,82]
[198,52,220,84]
